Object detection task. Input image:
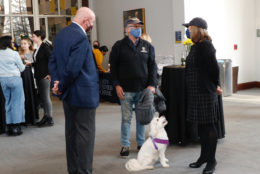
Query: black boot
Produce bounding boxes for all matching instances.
[7,124,22,136]
[38,116,54,127]
[203,160,217,174]
[189,158,207,168]
[190,126,209,168]
[36,115,48,126]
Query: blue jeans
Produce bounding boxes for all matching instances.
[120,92,145,147]
[0,76,25,124]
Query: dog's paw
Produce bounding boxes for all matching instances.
[164,158,169,162]
[146,165,154,170]
[162,163,170,168]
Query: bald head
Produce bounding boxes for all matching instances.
[73,7,95,32]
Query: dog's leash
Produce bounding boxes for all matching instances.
[149,136,169,150]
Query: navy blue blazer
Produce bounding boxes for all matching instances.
[48,23,99,108]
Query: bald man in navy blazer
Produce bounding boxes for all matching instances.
[48,7,99,174]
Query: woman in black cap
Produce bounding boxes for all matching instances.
[183,17,222,174]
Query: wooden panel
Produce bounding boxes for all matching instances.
[237,81,260,90]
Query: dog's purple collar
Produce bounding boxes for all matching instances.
[149,136,169,150]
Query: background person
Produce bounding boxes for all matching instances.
[92,40,100,49]
[110,17,157,158]
[93,45,109,72]
[19,37,39,125]
[183,17,222,174]
[140,33,152,43]
[0,35,25,136]
[48,7,99,174]
[31,30,53,127]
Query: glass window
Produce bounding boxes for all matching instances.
[39,0,58,15]
[11,0,33,14]
[0,16,11,35]
[0,0,10,14]
[60,0,78,15]
[47,17,71,43]
[12,16,34,44]
[39,18,46,34]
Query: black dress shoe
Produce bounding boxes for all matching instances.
[7,125,22,136]
[189,159,207,168]
[36,115,48,126]
[203,161,217,174]
[38,117,54,127]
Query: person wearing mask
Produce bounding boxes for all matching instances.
[183,17,222,174]
[0,35,25,136]
[110,17,157,158]
[93,45,108,72]
[48,7,99,174]
[31,30,53,127]
[92,40,100,49]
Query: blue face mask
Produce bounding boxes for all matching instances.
[186,29,190,39]
[130,28,142,38]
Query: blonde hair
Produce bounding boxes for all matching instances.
[190,26,212,43]
[19,38,34,55]
[141,33,152,43]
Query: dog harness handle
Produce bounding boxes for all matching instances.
[150,136,169,150]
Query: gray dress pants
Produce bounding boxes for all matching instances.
[36,78,52,117]
[63,101,96,174]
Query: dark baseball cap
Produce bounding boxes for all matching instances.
[183,17,208,29]
[125,17,144,27]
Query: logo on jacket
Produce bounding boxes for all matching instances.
[141,47,148,53]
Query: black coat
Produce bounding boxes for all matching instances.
[185,40,219,124]
[110,36,157,92]
[33,43,52,80]
[195,40,220,94]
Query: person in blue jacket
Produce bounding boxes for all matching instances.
[48,7,99,174]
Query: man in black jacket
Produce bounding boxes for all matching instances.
[110,17,157,157]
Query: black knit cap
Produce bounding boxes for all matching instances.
[183,17,208,29]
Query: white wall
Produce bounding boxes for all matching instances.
[255,0,260,81]
[185,0,256,83]
[92,0,185,66]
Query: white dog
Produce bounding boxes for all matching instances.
[125,116,170,171]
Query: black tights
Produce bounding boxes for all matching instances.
[198,123,218,163]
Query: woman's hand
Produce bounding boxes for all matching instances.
[217,86,223,95]
[25,62,32,66]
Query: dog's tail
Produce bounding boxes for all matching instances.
[125,158,143,171]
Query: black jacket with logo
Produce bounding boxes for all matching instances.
[110,36,157,92]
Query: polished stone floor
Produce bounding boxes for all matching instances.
[1,89,260,174]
